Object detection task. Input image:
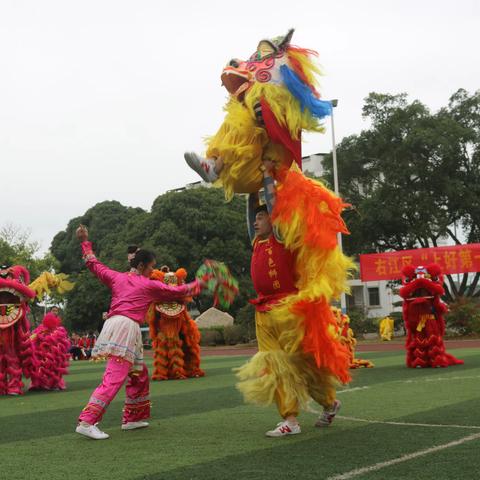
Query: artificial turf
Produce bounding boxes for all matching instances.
[1,348,479,480]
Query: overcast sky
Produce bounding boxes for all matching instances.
[1,0,479,254]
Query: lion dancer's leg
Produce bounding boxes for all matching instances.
[0,328,22,395]
[184,153,223,183]
[236,310,305,437]
[259,313,300,426]
[29,335,42,390]
[404,310,428,368]
[47,341,68,390]
[15,316,39,390]
[184,104,267,199]
[0,351,7,395]
[301,360,341,427]
[53,333,71,390]
[181,316,205,378]
[2,326,29,395]
[151,332,169,381]
[0,352,7,395]
[409,330,430,368]
[6,353,23,395]
[426,318,464,368]
[166,334,187,380]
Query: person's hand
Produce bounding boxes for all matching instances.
[76,225,89,242]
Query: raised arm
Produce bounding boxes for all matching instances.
[77,226,119,289]
[262,163,276,214]
[262,161,283,242]
[247,192,258,243]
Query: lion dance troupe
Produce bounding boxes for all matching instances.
[0,29,463,441]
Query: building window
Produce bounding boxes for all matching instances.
[368,287,380,307]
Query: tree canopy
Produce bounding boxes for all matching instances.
[0,224,61,325]
[324,89,480,300]
[50,188,255,331]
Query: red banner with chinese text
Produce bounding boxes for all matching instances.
[359,244,480,281]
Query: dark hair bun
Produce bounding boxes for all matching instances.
[130,249,156,268]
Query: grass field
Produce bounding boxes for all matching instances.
[2,348,479,480]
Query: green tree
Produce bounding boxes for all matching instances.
[324,89,480,301]
[0,223,62,326]
[63,271,110,332]
[50,188,254,331]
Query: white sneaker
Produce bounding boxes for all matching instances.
[75,423,109,440]
[315,399,341,427]
[184,152,219,183]
[265,420,301,437]
[121,421,149,431]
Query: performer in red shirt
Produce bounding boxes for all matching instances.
[236,161,351,437]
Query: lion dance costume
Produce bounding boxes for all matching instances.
[186,29,356,420]
[30,312,71,390]
[147,268,204,381]
[0,266,38,395]
[332,307,373,369]
[399,264,463,368]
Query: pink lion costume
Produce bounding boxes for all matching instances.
[30,312,71,391]
[0,265,38,395]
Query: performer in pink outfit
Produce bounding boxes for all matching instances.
[75,225,203,440]
[30,307,71,391]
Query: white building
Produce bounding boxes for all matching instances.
[302,153,327,178]
[347,278,401,318]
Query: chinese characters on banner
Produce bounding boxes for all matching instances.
[359,244,480,282]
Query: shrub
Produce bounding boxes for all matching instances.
[446,297,480,336]
[199,327,225,346]
[223,324,247,345]
[347,307,378,334]
[234,303,256,341]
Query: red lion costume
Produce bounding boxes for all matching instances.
[399,264,463,368]
[147,268,204,381]
[0,265,38,395]
[30,312,71,391]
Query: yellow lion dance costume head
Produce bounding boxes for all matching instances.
[185,28,332,200]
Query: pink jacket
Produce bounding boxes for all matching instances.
[82,242,199,323]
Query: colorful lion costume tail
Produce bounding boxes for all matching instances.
[29,312,71,391]
[399,264,463,368]
[147,268,205,381]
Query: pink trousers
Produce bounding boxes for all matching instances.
[78,356,150,425]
